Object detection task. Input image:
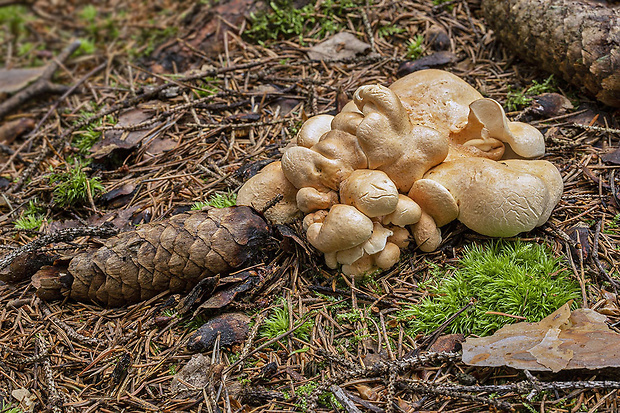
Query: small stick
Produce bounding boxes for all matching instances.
[330,385,363,413]
[0,225,118,271]
[0,40,81,120]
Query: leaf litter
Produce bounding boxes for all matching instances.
[0,0,620,412]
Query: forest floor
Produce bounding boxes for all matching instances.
[1,0,620,412]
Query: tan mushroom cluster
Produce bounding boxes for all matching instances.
[238,69,563,278]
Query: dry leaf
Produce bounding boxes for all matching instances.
[187,313,250,352]
[462,302,620,372]
[0,68,45,94]
[307,33,371,60]
[90,107,160,159]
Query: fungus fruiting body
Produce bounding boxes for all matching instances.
[238,69,564,278]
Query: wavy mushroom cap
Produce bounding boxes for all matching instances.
[389,69,483,135]
[236,161,300,224]
[340,169,399,217]
[297,114,334,148]
[306,204,374,253]
[423,157,563,237]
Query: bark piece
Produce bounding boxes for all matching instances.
[462,302,620,372]
[187,312,251,352]
[34,207,269,307]
[482,0,620,107]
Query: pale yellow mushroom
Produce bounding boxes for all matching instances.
[353,84,449,192]
[302,209,328,231]
[383,194,422,227]
[281,130,367,191]
[422,157,563,237]
[387,226,411,249]
[296,187,339,213]
[297,114,334,148]
[237,161,300,224]
[306,204,373,253]
[339,170,399,217]
[373,242,401,270]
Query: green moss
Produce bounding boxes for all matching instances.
[506,75,557,111]
[50,162,104,207]
[405,34,424,59]
[13,199,46,231]
[260,299,313,342]
[191,191,237,210]
[397,241,581,336]
[245,0,366,43]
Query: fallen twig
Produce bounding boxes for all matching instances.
[0,40,81,120]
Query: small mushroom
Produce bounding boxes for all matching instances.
[362,222,393,255]
[302,209,328,231]
[340,170,399,217]
[373,242,401,270]
[297,114,334,148]
[411,211,442,252]
[237,161,300,224]
[341,253,375,278]
[387,226,411,249]
[383,194,422,226]
[306,204,373,253]
[408,179,459,227]
[296,187,339,213]
[336,245,365,265]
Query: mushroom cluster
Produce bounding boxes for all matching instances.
[237,69,563,278]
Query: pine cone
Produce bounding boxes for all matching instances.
[63,206,269,306]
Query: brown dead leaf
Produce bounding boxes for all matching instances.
[462,302,620,372]
[186,313,250,352]
[531,93,574,118]
[0,118,35,144]
[597,289,620,316]
[90,107,160,159]
[0,68,45,94]
[428,334,464,353]
[307,33,371,60]
[397,51,457,77]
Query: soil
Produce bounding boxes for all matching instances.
[1,0,620,411]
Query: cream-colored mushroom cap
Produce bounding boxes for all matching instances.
[336,245,365,265]
[340,170,399,217]
[306,204,374,253]
[408,179,458,227]
[363,222,393,255]
[411,211,442,252]
[341,253,375,279]
[454,98,545,159]
[389,69,483,136]
[296,187,339,213]
[237,161,300,224]
[423,157,563,237]
[373,242,400,270]
[302,209,328,231]
[383,194,422,227]
[297,114,334,148]
[387,226,411,249]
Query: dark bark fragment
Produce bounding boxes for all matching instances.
[482,0,620,107]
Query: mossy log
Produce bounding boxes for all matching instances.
[34,206,270,307]
[482,0,620,108]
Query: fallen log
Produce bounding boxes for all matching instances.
[482,0,620,108]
